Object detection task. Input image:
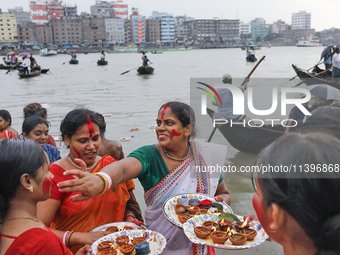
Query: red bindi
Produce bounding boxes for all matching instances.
[73,146,81,158]
[87,116,94,137]
[170,129,181,139]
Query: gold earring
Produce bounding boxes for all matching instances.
[28,186,33,193]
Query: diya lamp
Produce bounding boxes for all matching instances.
[228,229,247,246]
[234,216,250,232]
[210,227,228,244]
[174,204,187,215]
[106,226,119,233]
[202,221,220,231]
[193,226,211,239]
[198,208,208,214]
[119,244,135,255]
[97,241,115,251]
[200,199,212,209]
[217,219,233,232]
[135,242,151,255]
[187,205,199,215]
[132,237,147,245]
[116,235,130,247]
[178,213,192,224]
[121,226,134,231]
[97,248,118,255]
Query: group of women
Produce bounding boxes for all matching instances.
[1,101,340,255]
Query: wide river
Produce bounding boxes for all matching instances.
[0,46,324,254]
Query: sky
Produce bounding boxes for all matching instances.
[1,0,338,31]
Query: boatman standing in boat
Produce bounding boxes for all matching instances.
[212,73,250,122]
[332,47,340,81]
[101,50,105,60]
[21,53,31,75]
[142,54,151,67]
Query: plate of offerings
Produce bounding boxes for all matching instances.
[183,214,268,250]
[88,229,166,255]
[162,193,233,228]
[89,222,146,233]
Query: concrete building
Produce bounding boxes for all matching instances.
[105,18,125,45]
[292,11,311,30]
[82,15,106,45]
[250,18,269,40]
[130,8,145,44]
[124,19,131,44]
[183,19,240,44]
[149,12,175,45]
[29,0,63,25]
[282,26,315,41]
[110,0,128,20]
[0,11,18,44]
[17,23,37,45]
[239,22,251,35]
[51,16,83,45]
[8,7,30,24]
[146,18,161,44]
[174,24,190,44]
[270,20,288,34]
[63,5,78,17]
[90,1,113,18]
[36,24,53,44]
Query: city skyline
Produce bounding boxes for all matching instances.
[1,0,337,31]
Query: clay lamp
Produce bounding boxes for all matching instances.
[132,237,147,245]
[229,230,247,246]
[202,221,220,231]
[198,209,208,214]
[218,219,233,232]
[119,243,135,255]
[178,213,192,224]
[210,230,229,244]
[234,217,250,232]
[106,226,119,233]
[116,235,130,247]
[194,226,211,239]
[187,205,199,215]
[174,204,187,215]
[239,228,257,241]
[121,226,134,231]
[135,242,151,255]
[97,241,115,251]
[97,248,118,255]
[200,199,212,209]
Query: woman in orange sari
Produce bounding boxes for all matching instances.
[37,108,142,253]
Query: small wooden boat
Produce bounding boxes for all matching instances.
[69,59,79,64]
[18,66,41,72]
[207,108,285,154]
[137,66,154,74]
[0,64,18,70]
[18,71,41,78]
[41,69,49,74]
[151,51,163,54]
[97,59,108,65]
[292,64,340,90]
[246,56,257,62]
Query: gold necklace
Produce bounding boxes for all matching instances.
[4,217,42,223]
[67,155,99,171]
[163,146,191,161]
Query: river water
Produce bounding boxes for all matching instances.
[0,46,324,254]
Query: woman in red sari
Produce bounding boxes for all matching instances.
[37,108,142,253]
[0,110,18,140]
[0,138,90,255]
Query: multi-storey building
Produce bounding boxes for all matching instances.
[110,0,128,20]
[36,23,53,44]
[51,16,83,45]
[130,8,145,44]
[0,11,18,44]
[183,19,239,44]
[146,18,161,44]
[174,25,190,44]
[29,0,63,25]
[82,15,106,45]
[124,19,131,44]
[269,20,288,34]
[63,5,78,17]
[292,11,311,30]
[239,22,251,35]
[17,23,37,45]
[149,12,175,45]
[90,1,113,18]
[105,18,125,44]
[250,18,269,40]
[8,7,30,25]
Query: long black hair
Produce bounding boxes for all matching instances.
[0,139,47,220]
[0,109,12,126]
[256,132,340,255]
[158,101,197,139]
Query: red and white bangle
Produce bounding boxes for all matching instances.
[100,172,112,190]
[63,231,70,246]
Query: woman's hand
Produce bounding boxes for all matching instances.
[57,158,104,202]
[71,231,111,247]
[75,245,92,255]
[243,214,258,221]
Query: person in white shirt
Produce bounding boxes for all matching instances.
[21,54,31,75]
[332,47,340,81]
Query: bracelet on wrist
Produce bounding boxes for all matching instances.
[63,231,70,245]
[93,173,109,195]
[66,230,75,247]
[99,172,112,190]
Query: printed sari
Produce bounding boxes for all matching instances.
[50,155,135,253]
[143,139,227,255]
[0,131,17,140]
